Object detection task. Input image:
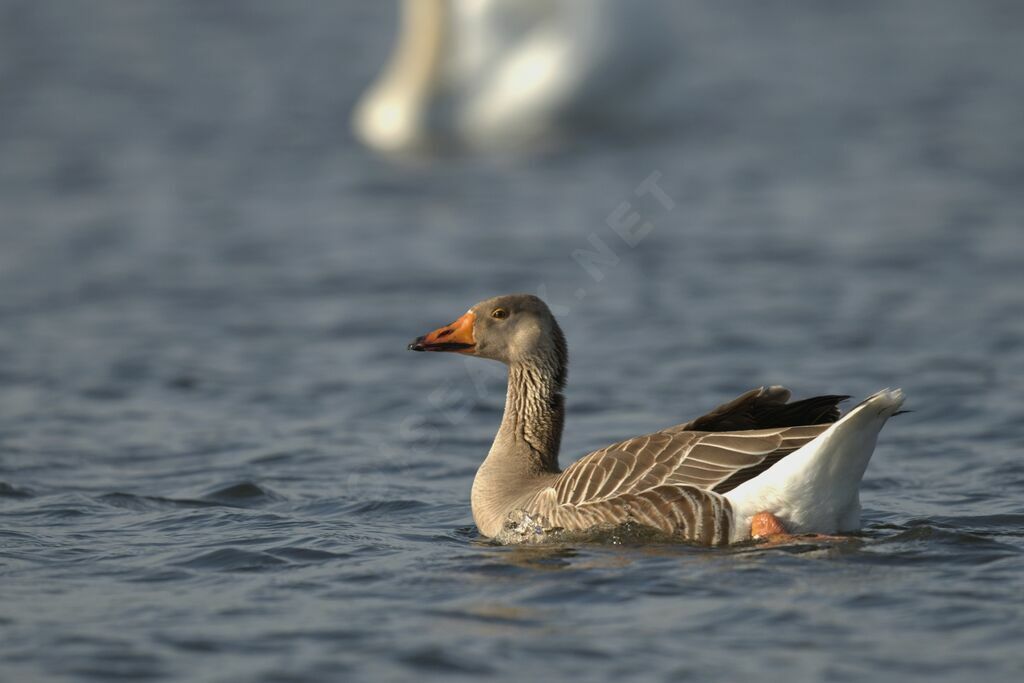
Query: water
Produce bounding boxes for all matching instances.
[2,2,1023,681]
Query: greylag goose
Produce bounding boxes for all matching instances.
[408,294,904,545]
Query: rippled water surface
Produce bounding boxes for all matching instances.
[2,2,1024,681]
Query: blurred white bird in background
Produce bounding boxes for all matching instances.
[352,0,678,157]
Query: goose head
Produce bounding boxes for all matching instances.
[408,294,567,379]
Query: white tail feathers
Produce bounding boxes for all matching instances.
[725,389,905,541]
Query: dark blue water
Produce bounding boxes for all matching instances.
[2,2,1023,681]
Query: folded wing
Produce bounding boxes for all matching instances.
[521,387,845,543]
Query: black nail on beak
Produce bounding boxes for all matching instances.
[408,336,427,351]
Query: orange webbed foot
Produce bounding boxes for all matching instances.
[750,511,801,546]
[751,511,788,539]
[750,512,853,546]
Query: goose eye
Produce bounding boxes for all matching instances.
[491,308,508,320]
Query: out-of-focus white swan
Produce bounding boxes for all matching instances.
[352,0,676,156]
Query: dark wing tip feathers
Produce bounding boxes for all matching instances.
[685,387,849,432]
[765,393,850,427]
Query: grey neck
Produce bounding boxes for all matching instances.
[471,357,566,537]
[498,361,564,473]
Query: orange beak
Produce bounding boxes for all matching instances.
[408,311,476,354]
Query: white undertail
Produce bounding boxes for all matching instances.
[725,389,905,542]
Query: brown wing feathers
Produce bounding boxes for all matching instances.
[527,388,846,542]
[538,484,734,545]
[664,431,783,489]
